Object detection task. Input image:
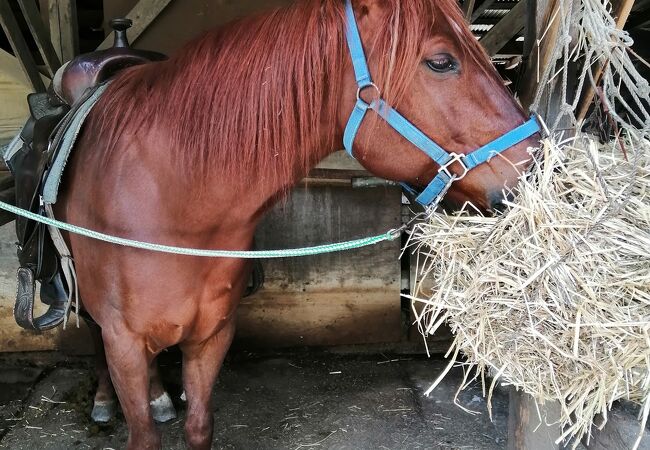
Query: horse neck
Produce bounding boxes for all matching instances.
[223,120,343,216]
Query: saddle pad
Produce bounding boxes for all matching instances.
[42,83,109,205]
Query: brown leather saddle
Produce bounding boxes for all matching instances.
[6,19,263,332]
[6,19,166,331]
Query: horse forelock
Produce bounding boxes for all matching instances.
[89,0,498,192]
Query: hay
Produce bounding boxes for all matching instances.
[408,135,650,446]
[408,0,650,445]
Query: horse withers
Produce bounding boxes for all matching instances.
[48,0,538,448]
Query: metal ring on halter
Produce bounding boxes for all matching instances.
[356,82,381,105]
[438,152,469,181]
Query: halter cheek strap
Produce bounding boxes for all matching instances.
[342,0,541,207]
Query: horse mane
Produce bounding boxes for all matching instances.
[89,0,498,191]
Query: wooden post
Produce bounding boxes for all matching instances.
[47,0,78,63]
[17,0,62,76]
[96,0,173,50]
[462,0,477,21]
[0,1,46,92]
[508,389,564,450]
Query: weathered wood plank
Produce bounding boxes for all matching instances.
[238,289,401,347]
[507,389,563,450]
[472,0,497,23]
[17,0,61,76]
[518,0,566,115]
[48,0,78,63]
[241,184,403,347]
[0,1,46,92]
[97,0,173,51]
[315,151,366,172]
[480,0,527,56]
[463,0,477,21]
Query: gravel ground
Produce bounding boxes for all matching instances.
[0,349,509,450]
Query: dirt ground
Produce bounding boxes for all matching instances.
[0,349,510,450]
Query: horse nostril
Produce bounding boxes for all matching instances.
[491,200,508,214]
[488,191,514,214]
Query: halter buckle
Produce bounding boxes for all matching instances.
[356,83,381,105]
[438,153,469,181]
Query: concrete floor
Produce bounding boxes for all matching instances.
[0,349,509,450]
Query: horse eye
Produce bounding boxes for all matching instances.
[426,55,457,73]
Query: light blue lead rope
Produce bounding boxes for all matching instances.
[0,200,400,258]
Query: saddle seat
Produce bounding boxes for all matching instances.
[51,19,166,106]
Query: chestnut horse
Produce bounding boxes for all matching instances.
[57,0,537,448]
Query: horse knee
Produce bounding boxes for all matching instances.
[185,413,213,450]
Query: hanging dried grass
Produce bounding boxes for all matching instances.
[408,135,650,446]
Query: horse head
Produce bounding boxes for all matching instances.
[339,0,540,213]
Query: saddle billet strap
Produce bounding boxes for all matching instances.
[44,204,79,329]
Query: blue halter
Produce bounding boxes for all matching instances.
[342,0,541,207]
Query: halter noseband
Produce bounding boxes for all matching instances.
[342,0,541,207]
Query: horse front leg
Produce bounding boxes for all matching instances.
[103,324,161,450]
[181,318,236,450]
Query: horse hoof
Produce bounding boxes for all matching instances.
[91,400,116,423]
[150,392,176,423]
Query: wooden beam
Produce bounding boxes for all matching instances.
[0,1,46,92]
[576,0,636,122]
[97,0,173,51]
[48,0,78,63]
[518,0,562,110]
[463,0,477,21]
[17,0,61,76]
[479,0,527,56]
[471,0,497,22]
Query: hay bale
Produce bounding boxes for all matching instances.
[408,136,650,446]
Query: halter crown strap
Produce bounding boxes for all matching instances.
[344,0,373,88]
[342,0,541,207]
